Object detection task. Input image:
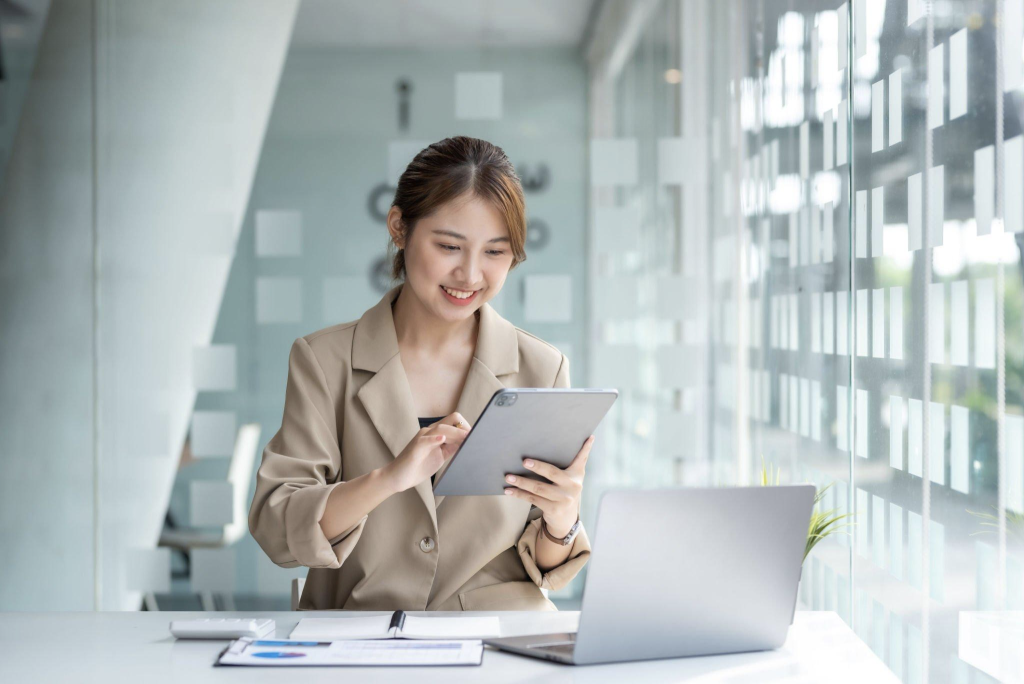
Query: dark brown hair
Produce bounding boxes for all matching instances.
[389,136,527,280]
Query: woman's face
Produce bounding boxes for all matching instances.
[392,192,515,323]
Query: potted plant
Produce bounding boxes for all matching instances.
[758,457,855,562]
[758,457,856,622]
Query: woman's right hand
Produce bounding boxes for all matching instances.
[382,412,472,493]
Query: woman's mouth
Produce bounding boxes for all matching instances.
[440,285,480,306]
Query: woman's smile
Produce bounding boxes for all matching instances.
[440,285,480,306]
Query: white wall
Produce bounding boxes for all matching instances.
[0,0,299,611]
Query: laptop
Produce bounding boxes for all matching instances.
[485,485,815,666]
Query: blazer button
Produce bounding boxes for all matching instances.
[419,536,435,553]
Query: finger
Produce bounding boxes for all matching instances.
[418,433,446,452]
[441,412,472,432]
[503,487,550,510]
[521,458,572,487]
[423,424,469,444]
[504,474,569,502]
[567,435,595,473]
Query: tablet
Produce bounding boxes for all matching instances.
[432,388,618,496]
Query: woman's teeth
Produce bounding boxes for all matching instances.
[443,286,476,299]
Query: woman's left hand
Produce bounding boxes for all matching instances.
[504,435,594,537]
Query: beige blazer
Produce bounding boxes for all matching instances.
[248,284,591,611]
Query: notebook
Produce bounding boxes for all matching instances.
[217,637,483,667]
[289,612,501,641]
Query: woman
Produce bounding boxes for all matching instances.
[248,136,593,611]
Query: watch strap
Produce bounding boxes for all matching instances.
[541,517,580,545]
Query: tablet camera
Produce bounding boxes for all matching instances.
[496,393,517,407]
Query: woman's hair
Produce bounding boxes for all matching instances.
[389,136,527,281]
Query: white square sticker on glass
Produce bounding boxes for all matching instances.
[855,389,868,458]
[949,29,968,120]
[856,289,869,357]
[929,281,945,364]
[928,165,945,247]
[191,480,234,527]
[191,548,235,593]
[1004,0,1023,92]
[889,503,903,580]
[889,396,904,470]
[975,145,995,236]
[524,274,572,323]
[872,289,885,358]
[908,398,923,477]
[255,210,302,257]
[387,140,430,186]
[192,345,236,392]
[890,286,903,360]
[929,402,946,485]
[908,172,922,250]
[323,276,380,325]
[950,405,969,494]
[855,190,868,258]
[823,201,834,262]
[837,100,848,165]
[928,44,944,129]
[975,278,995,369]
[191,410,236,458]
[871,186,884,257]
[590,138,638,186]
[455,72,502,120]
[1006,136,1024,234]
[125,548,170,593]
[592,344,641,390]
[871,80,884,152]
[256,277,302,324]
[1007,416,1024,513]
[889,69,903,145]
[595,204,641,253]
[950,280,968,366]
[594,276,640,320]
[657,137,689,185]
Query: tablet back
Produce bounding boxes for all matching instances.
[432,388,617,496]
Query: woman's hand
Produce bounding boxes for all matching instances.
[382,412,472,493]
[504,435,594,537]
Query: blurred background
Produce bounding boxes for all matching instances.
[1,1,1023,681]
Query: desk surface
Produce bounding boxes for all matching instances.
[0,610,897,683]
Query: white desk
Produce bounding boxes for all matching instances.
[0,610,897,683]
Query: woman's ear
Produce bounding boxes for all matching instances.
[386,207,406,249]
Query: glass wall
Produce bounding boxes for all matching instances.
[586,0,1024,682]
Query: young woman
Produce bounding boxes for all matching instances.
[248,136,593,611]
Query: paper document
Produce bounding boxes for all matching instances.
[290,612,501,641]
[216,637,483,667]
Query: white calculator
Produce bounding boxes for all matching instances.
[169,618,276,640]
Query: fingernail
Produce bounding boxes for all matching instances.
[436,435,445,441]
[504,488,514,495]
[524,459,534,468]
[506,474,516,483]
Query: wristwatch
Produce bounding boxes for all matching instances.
[541,517,582,546]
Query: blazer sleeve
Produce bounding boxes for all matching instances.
[515,352,592,591]
[248,337,367,570]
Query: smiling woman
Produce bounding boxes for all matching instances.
[248,135,593,611]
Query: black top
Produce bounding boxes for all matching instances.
[419,416,444,483]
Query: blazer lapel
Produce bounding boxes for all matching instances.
[352,284,520,521]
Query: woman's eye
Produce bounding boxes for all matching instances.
[439,244,458,251]
[487,250,506,256]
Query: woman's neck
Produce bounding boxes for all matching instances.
[391,283,479,354]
